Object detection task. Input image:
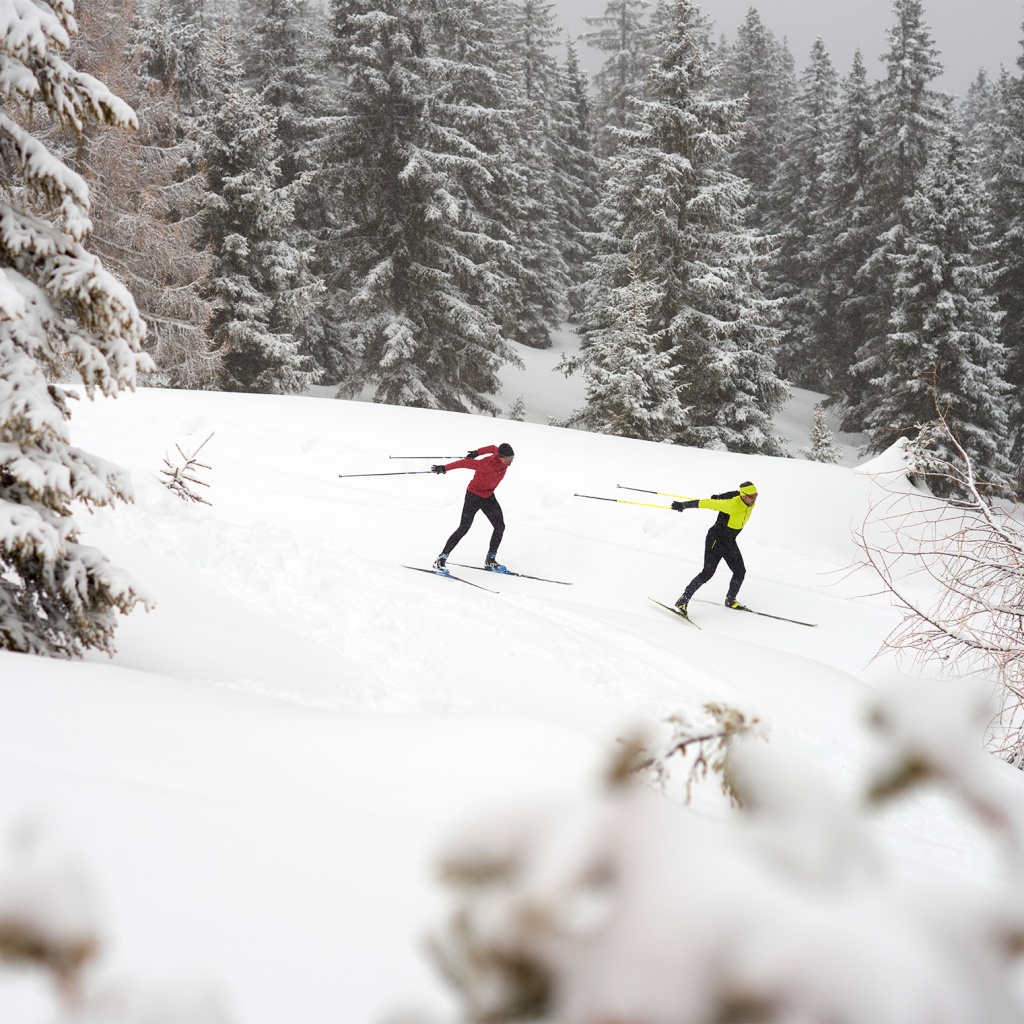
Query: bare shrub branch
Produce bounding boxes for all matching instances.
[624,703,765,806]
[160,433,213,506]
[854,407,1024,764]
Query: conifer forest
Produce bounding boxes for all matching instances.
[21,0,1024,497]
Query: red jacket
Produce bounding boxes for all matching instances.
[444,445,509,498]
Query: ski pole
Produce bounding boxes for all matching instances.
[574,492,673,510]
[389,455,459,460]
[339,470,434,479]
[617,484,696,500]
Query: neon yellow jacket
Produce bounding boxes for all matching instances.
[698,493,755,532]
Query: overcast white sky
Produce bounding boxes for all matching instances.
[551,0,1023,99]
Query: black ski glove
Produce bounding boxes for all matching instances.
[466,449,479,459]
[431,465,447,474]
[671,500,699,511]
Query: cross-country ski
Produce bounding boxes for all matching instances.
[450,564,572,585]
[648,597,701,628]
[691,598,817,627]
[402,565,498,593]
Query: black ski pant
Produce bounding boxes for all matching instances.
[679,527,745,604]
[442,492,505,557]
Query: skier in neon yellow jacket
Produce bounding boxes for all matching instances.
[671,482,758,614]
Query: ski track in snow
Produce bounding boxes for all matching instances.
[72,377,899,746]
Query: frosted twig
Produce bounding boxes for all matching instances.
[160,432,213,506]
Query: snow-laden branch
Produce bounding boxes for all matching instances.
[430,678,1024,1022]
[0,0,151,658]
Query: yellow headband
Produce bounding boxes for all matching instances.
[739,483,757,495]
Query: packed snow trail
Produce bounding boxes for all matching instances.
[0,384,994,1023]
[71,386,899,737]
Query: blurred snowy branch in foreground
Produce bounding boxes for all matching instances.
[429,681,1024,1023]
[0,819,230,1023]
[623,703,767,806]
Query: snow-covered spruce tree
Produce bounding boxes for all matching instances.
[557,248,682,440]
[322,0,519,411]
[202,37,317,394]
[799,403,843,464]
[860,125,1015,498]
[134,0,209,119]
[987,32,1024,496]
[846,0,950,432]
[287,2,353,383]
[578,0,786,455]
[872,0,949,210]
[241,0,318,187]
[583,0,652,158]
[71,0,218,390]
[553,41,602,321]
[0,0,153,656]
[715,7,796,233]
[502,0,570,349]
[421,0,539,361]
[767,38,837,385]
[237,0,327,378]
[961,68,1001,157]
[808,50,879,405]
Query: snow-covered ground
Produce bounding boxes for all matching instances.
[0,341,1016,1021]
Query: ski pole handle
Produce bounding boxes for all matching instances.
[339,471,434,478]
[617,484,696,500]
[574,493,673,510]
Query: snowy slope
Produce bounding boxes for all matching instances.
[0,373,1012,1021]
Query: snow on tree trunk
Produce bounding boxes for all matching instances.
[0,0,154,657]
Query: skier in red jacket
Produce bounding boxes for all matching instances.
[431,443,514,571]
